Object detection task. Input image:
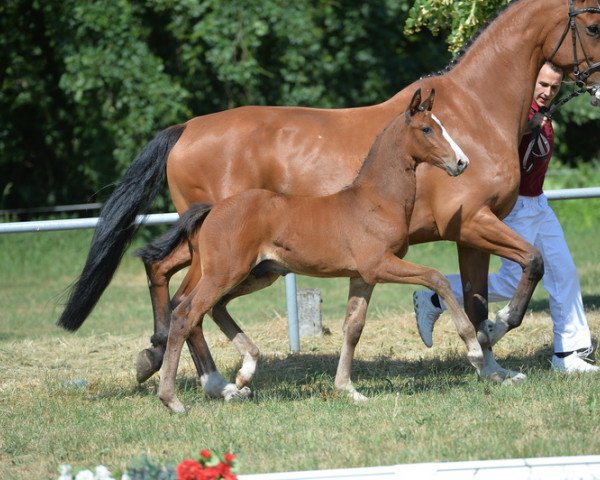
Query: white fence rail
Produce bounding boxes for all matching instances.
[238,455,600,480]
[1,187,599,235]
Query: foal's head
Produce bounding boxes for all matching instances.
[404,88,469,177]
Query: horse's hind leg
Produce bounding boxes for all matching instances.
[211,271,280,388]
[187,324,252,402]
[137,242,191,383]
[334,277,374,402]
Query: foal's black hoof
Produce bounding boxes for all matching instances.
[135,347,163,383]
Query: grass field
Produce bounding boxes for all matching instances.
[1,194,600,478]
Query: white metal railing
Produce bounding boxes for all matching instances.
[1,187,599,235]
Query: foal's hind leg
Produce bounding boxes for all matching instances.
[334,277,374,402]
[159,292,213,413]
[137,242,191,383]
[159,260,253,412]
[373,253,484,376]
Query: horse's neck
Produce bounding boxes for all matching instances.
[445,0,559,130]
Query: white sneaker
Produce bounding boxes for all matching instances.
[413,291,443,348]
[551,348,599,373]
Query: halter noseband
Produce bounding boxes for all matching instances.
[548,0,600,88]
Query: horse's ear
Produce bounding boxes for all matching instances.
[420,88,435,111]
[408,88,422,117]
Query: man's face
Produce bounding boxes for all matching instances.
[533,65,563,108]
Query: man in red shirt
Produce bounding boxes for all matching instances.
[414,62,597,373]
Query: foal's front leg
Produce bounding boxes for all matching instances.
[334,277,374,402]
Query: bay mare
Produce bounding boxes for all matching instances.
[146,90,480,412]
[57,0,600,399]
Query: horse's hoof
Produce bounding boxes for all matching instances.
[223,385,252,402]
[501,372,528,386]
[135,348,162,384]
[347,389,368,403]
[476,319,495,345]
[167,400,186,414]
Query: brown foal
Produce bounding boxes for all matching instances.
[148,89,480,412]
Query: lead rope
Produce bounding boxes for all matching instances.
[522,85,590,172]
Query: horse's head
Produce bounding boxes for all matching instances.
[545,0,600,102]
[405,88,469,177]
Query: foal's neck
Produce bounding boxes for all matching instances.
[349,116,416,203]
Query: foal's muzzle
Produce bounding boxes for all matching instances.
[447,155,469,177]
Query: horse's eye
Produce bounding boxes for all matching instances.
[422,127,432,134]
[587,24,600,37]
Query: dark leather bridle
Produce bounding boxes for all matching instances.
[526,0,600,131]
[547,0,600,88]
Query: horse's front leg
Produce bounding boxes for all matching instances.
[456,245,519,383]
[137,241,191,383]
[458,210,544,341]
[334,277,374,402]
[456,210,543,383]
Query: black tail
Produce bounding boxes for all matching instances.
[135,203,213,263]
[57,124,186,331]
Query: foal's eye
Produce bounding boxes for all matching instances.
[422,127,432,134]
[587,24,600,37]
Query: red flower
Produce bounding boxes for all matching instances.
[177,459,204,480]
[177,450,238,480]
[199,450,212,460]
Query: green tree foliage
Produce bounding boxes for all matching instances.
[1,0,449,211]
[0,0,189,210]
[405,0,508,54]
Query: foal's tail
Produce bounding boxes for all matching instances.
[135,203,213,263]
[57,124,186,331]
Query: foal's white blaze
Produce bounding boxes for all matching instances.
[432,114,470,166]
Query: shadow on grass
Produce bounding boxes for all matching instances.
[128,344,564,403]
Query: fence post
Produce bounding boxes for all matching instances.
[285,273,300,353]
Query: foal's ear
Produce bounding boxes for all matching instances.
[420,88,435,111]
[408,88,422,118]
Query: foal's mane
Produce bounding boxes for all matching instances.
[429,0,523,78]
[347,115,402,188]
